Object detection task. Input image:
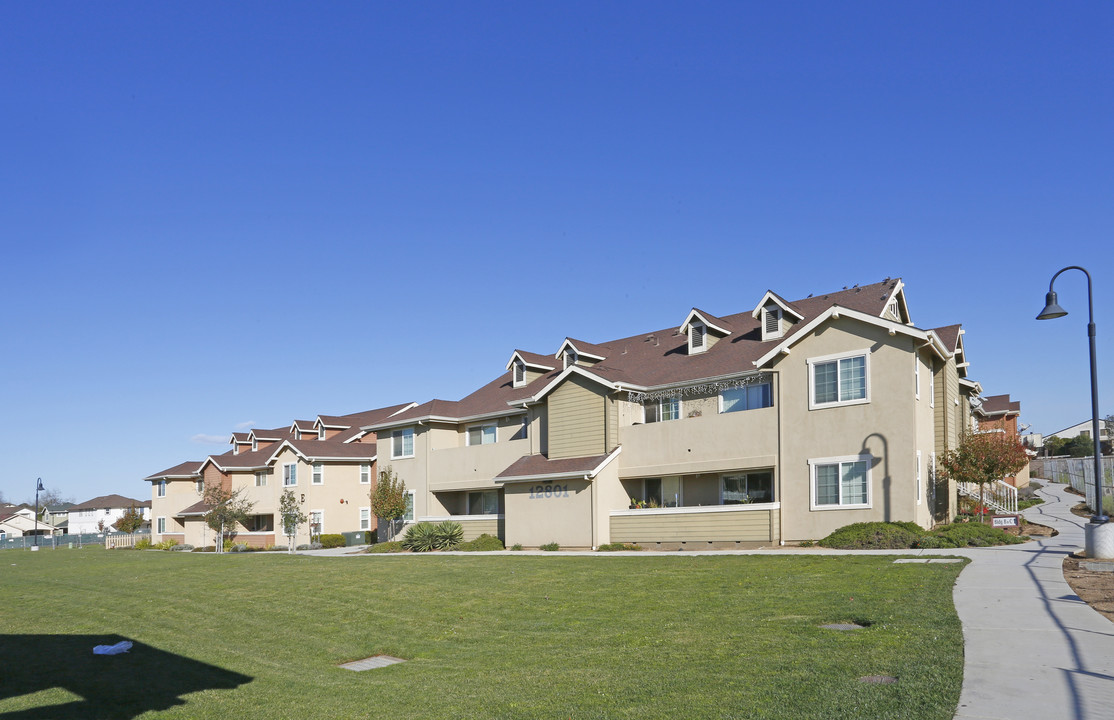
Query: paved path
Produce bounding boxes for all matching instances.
[953,482,1114,720]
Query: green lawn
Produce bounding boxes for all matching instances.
[0,548,967,719]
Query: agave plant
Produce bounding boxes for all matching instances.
[402,522,438,552]
[433,520,464,550]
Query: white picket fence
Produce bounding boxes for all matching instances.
[957,479,1018,514]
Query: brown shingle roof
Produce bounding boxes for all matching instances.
[70,494,148,511]
[496,452,614,481]
[931,324,962,353]
[979,394,1021,416]
[144,460,204,481]
[279,439,377,460]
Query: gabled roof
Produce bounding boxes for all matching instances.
[248,426,292,442]
[505,350,557,372]
[555,338,608,362]
[495,447,622,483]
[144,460,204,481]
[882,280,912,324]
[930,324,963,353]
[678,308,733,337]
[70,494,148,511]
[977,394,1021,417]
[267,438,377,463]
[200,446,275,473]
[229,432,250,443]
[750,290,806,321]
[290,420,316,433]
[176,499,211,517]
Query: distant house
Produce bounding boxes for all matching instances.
[1046,419,1111,444]
[0,508,58,539]
[973,393,1029,488]
[41,503,74,535]
[68,495,151,535]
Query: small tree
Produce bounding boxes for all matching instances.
[279,489,307,553]
[203,484,255,553]
[371,466,408,541]
[938,431,1029,522]
[115,505,145,534]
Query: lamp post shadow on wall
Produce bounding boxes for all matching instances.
[1037,265,1113,559]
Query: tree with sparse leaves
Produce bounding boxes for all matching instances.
[371,466,409,541]
[115,505,145,534]
[279,489,307,552]
[203,483,255,553]
[938,432,1029,523]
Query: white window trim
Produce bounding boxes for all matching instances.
[309,509,324,535]
[360,464,371,484]
[761,306,783,342]
[157,517,166,534]
[564,349,578,369]
[391,428,415,459]
[283,463,297,487]
[466,422,497,446]
[157,481,166,498]
[513,360,527,388]
[318,427,326,440]
[688,322,707,354]
[643,396,682,423]
[718,382,773,414]
[916,450,923,505]
[312,463,324,485]
[359,506,371,531]
[807,349,871,410]
[808,454,873,511]
[251,438,258,451]
[255,471,267,487]
[914,355,920,400]
[403,490,415,522]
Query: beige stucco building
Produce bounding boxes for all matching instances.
[366,278,983,548]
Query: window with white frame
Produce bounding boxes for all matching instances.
[392,428,414,458]
[255,471,267,487]
[312,463,324,485]
[251,438,258,451]
[511,415,528,441]
[720,382,773,413]
[403,490,414,522]
[810,455,872,509]
[467,423,497,446]
[689,323,706,353]
[360,464,371,484]
[564,349,578,369]
[157,517,166,534]
[762,306,783,341]
[359,507,371,531]
[809,351,869,409]
[513,360,526,387]
[644,397,681,423]
[318,427,326,440]
[309,510,323,536]
[283,463,297,486]
[467,489,499,515]
[157,481,166,498]
[721,471,774,504]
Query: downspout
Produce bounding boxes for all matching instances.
[589,472,597,550]
[774,369,784,545]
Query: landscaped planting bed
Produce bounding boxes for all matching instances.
[0,547,966,719]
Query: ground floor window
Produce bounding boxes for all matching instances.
[721,471,773,504]
[467,490,499,515]
[248,515,273,532]
[634,476,683,508]
[359,507,371,531]
[403,491,414,522]
[810,455,871,509]
[309,510,323,536]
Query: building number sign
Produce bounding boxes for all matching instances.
[528,483,570,499]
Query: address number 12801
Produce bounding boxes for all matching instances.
[528,484,570,499]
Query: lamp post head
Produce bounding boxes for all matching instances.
[1036,290,1068,320]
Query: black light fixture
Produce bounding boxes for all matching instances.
[1036,291,1067,320]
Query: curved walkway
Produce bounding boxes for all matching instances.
[953,481,1114,719]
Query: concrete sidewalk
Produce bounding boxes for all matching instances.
[953,482,1114,719]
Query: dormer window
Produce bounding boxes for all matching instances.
[689,323,707,354]
[888,300,899,320]
[564,349,578,369]
[318,427,326,440]
[251,438,258,452]
[762,306,783,341]
[513,360,526,387]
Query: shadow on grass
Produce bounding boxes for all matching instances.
[0,634,252,719]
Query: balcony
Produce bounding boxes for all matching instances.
[427,439,531,491]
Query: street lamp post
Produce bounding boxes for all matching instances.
[1037,265,1111,559]
[33,478,44,548]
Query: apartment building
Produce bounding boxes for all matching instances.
[365,278,979,548]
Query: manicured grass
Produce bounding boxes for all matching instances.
[0,548,967,719]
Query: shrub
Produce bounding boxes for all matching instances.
[170,544,194,552]
[295,544,311,551]
[818,522,927,550]
[510,543,523,551]
[229,543,250,552]
[155,539,179,551]
[402,522,438,552]
[310,542,323,550]
[458,534,505,552]
[933,522,1023,547]
[597,542,642,551]
[540,542,560,551]
[433,521,464,550]
[365,529,378,545]
[1018,498,1044,510]
[319,534,346,549]
[366,541,406,553]
[135,539,154,550]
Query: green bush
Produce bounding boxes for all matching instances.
[1018,498,1044,510]
[319,534,346,549]
[402,522,438,552]
[170,544,194,552]
[432,521,464,550]
[365,541,406,553]
[510,543,523,551]
[597,542,643,551]
[818,522,927,550]
[134,539,154,550]
[458,533,505,552]
[539,542,560,551]
[933,522,1024,547]
[155,539,179,551]
[365,529,378,545]
[229,543,250,552]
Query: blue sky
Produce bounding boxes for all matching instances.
[1,1,1111,504]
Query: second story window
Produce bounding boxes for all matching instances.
[644,397,680,423]
[157,480,166,498]
[720,382,773,413]
[195,480,204,494]
[467,423,497,446]
[312,463,324,485]
[255,471,267,487]
[283,463,297,486]
[360,464,371,484]
[392,428,414,459]
[809,351,869,409]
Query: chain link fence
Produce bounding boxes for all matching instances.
[1031,456,1114,513]
[0,532,140,551]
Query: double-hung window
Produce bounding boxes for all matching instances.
[283,463,297,487]
[359,507,371,531]
[157,481,166,498]
[255,471,267,487]
[312,463,324,485]
[809,351,868,409]
[644,397,680,423]
[392,428,414,459]
[810,455,871,509]
[157,517,166,534]
[720,382,773,413]
[360,464,371,484]
[467,423,497,446]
